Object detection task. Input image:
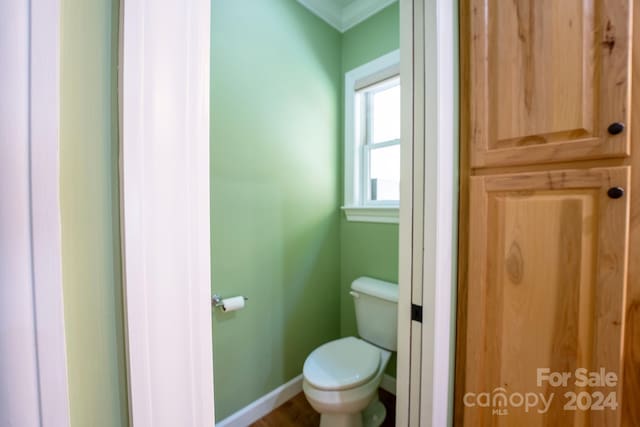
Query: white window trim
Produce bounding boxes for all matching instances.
[344,49,400,223]
[341,206,399,223]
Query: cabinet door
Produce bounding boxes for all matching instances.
[468,0,631,168]
[464,167,630,426]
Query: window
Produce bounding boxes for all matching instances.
[343,50,400,223]
[358,77,400,204]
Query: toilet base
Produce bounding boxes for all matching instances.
[319,412,362,427]
[362,395,386,427]
[318,394,387,427]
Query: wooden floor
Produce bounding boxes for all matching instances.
[251,389,396,427]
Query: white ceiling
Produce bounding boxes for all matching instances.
[297,0,397,33]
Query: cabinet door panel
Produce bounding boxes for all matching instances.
[469,0,631,167]
[464,167,630,426]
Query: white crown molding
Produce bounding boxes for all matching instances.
[297,0,343,31]
[297,0,397,33]
[341,0,397,31]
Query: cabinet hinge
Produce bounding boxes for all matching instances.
[411,304,423,323]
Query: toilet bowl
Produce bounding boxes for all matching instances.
[302,277,398,427]
[303,337,391,427]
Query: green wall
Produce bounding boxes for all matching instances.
[339,4,400,377]
[210,2,400,419]
[341,3,400,74]
[56,1,399,423]
[59,0,128,425]
[210,0,343,420]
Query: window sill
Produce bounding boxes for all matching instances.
[342,206,399,224]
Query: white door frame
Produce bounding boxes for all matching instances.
[1,0,70,425]
[119,0,214,425]
[397,0,458,425]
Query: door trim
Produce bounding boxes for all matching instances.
[31,0,71,423]
[119,0,214,424]
[1,0,70,422]
[397,0,459,425]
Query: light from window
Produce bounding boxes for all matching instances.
[370,143,400,201]
[358,77,400,205]
[372,84,400,143]
[343,50,400,222]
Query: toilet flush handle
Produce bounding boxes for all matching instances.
[349,291,360,298]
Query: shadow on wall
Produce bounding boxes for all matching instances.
[211,179,340,420]
[210,0,400,421]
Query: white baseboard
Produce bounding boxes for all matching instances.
[216,375,303,427]
[215,373,396,426]
[380,373,396,396]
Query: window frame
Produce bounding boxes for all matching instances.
[359,76,401,207]
[343,50,400,223]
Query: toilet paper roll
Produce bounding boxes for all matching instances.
[221,296,245,312]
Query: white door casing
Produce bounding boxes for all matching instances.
[0,0,70,425]
[397,0,458,425]
[120,0,214,425]
[419,0,458,425]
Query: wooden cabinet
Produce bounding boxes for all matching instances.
[464,167,629,426]
[458,0,639,424]
[469,0,631,168]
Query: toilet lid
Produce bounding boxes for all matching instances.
[303,337,380,391]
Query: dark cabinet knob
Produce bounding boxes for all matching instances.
[607,187,625,199]
[608,122,625,135]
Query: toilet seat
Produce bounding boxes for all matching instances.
[303,337,380,391]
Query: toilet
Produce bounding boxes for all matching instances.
[302,277,398,427]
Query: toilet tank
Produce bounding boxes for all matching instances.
[351,277,398,351]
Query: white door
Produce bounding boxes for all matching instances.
[397,0,458,425]
[0,0,70,425]
[120,0,214,425]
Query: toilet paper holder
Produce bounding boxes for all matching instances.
[211,294,248,308]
